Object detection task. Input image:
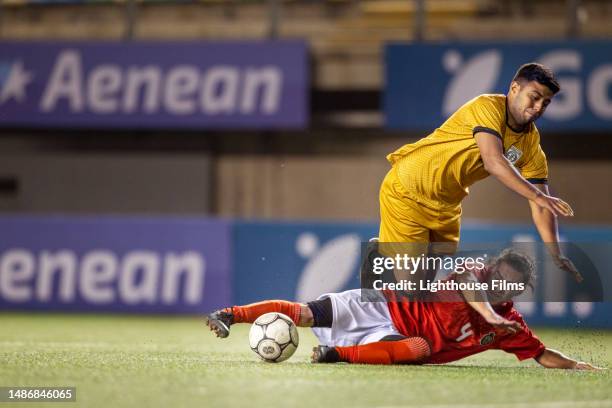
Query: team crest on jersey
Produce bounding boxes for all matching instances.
[504,146,522,165]
[480,332,495,346]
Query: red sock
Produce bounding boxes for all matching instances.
[335,337,430,365]
[227,300,302,325]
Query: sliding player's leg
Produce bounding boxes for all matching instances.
[310,289,405,354]
[312,336,431,365]
[205,297,332,338]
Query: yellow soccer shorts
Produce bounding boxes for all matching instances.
[378,167,461,257]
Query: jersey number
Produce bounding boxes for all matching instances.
[455,323,473,342]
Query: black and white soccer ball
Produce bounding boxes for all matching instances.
[249,312,299,363]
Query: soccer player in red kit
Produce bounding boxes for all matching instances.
[205,249,599,370]
[381,255,542,365]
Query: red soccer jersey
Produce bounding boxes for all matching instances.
[385,271,545,364]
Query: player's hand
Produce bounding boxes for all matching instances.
[575,362,603,370]
[484,313,522,334]
[554,255,584,283]
[534,194,574,217]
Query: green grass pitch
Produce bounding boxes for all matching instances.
[1,313,611,408]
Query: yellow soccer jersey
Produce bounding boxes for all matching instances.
[387,94,548,209]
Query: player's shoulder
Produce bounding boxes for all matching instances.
[460,94,506,124]
[469,94,506,110]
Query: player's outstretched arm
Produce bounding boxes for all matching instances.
[474,132,574,217]
[466,299,521,334]
[455,271,521,334]
[535,348,602,370]
[528,183,583,282]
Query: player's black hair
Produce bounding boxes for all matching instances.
[494,248,536,290]
[513,63,560,95]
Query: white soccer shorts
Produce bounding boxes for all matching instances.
[310,289,402,347]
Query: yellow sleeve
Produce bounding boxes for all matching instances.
[467,96,505,141]
[519,144,549,184]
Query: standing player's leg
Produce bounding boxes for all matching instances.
[378,169,430,288]
[426,207,461,280]
[378,169,431,245]
[428,207,461,258]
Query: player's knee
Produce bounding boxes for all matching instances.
[299,304,314,327]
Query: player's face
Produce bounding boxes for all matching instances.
[508,80,555,127]
[486,261,527,304]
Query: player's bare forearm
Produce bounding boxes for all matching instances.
[466,299,495,319]
[536,348,577,368]
[475,133,573,217]
[476,153,540,203]
[530,202,559,242]
[465,300,521,333]
[456,272,488,303]
[529,184,584,282]
[535,348,601,370]
[456,272,521,333]
[484,155,542,201]
[529,184,560,252]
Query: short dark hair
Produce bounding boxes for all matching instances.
[493,248,536,290]
[513,63,560,94]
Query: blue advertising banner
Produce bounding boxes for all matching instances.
[462,224,612,327]
[1,215,610,327]
[385,41,612,131]
[0,216,231,313]
[233,221,377,305]
[0,41,308,129]
[234,221,612,328]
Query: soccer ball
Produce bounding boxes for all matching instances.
[249,312,299,363]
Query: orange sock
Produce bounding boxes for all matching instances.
[227,300,302,325]
[335,337,430,365]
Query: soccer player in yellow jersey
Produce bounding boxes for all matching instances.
[379,63,581,330]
